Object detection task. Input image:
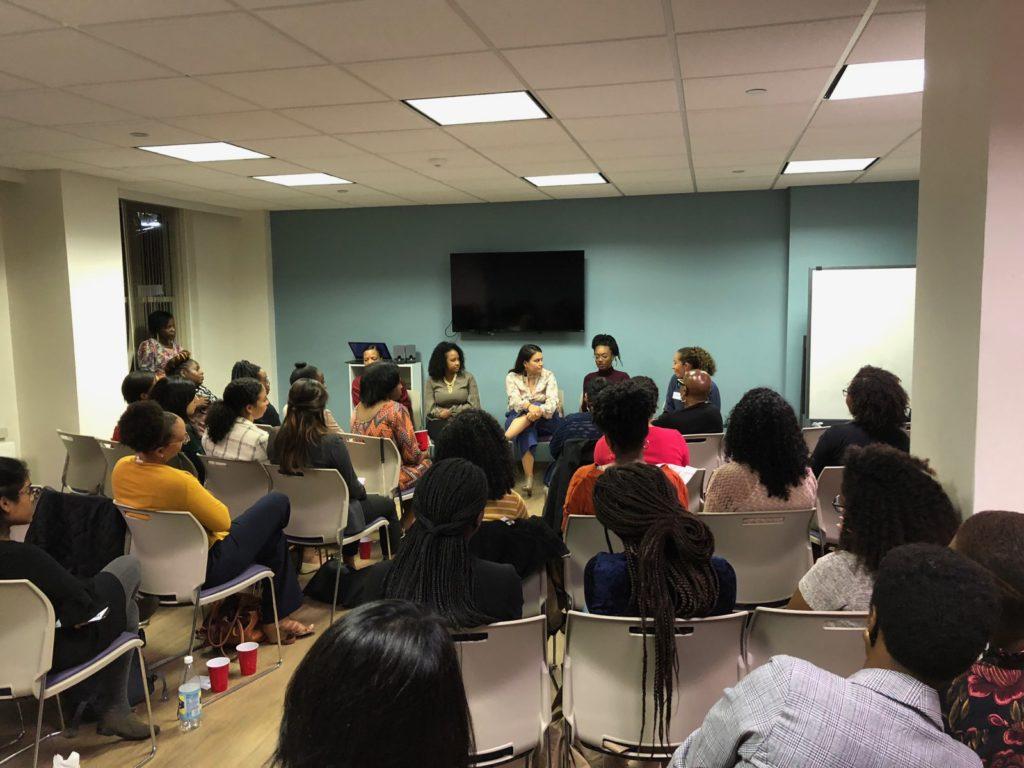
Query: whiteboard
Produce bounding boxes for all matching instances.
[807,267,915,422]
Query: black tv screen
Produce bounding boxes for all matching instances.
[450,251,585,333]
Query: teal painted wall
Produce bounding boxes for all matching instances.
[269,182,918,425]
[784,181,919,412]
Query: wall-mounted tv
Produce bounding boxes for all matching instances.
[450,251,585,333]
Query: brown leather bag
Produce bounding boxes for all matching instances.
[202,593,265,653]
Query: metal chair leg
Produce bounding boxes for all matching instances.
[330,554,342,626]
[135,651,158,768]
[0,702,25,751]
[187,591,202,657]
[32,686,45,768]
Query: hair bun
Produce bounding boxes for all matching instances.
[293,361,307,369]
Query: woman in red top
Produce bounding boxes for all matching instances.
[592,376,689,467]
[351,345,414,424]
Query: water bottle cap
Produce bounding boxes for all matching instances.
[184,655,194,664]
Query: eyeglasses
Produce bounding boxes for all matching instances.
[841,388,849,396]
[832,494,845,517]
[21,485,42,502]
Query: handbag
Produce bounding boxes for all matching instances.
[202,593,265,653]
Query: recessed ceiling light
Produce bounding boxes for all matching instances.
[253,173,353,186]
[404,91,549,126]
[826,59,924,100]
[745,88,767,95]
[137,142,269,162]
[524,172,607,187]
[783,158,877,174]
[130,131,149,138]
[732,169,746,174]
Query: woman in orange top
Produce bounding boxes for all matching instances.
[112,401,312,643]
[563,379,688,531]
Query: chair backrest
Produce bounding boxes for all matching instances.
[815,467,845,546]
[96,439,135,497]
[557,388,565,418]
[685,468,705,513]
[802,426,828,453]
[339,432,400,497]
[745,607,868,679]
[57,430,106,494]
[200,456,272,519]
[453,615,549,766]
[683,433,724,490]
[564,610,747,755]
[254,423,276,435]
[0,580,55,698]
[265,465,348,545]
[564,515,623,611]
[699,509,815,604]
[169,452,199,479]
[116,505,209,603]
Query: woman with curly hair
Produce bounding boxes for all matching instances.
[581,333,629,411]
[423,342,480,442]
[703,387,816,514]
[433,408,528,522]
[810,365,910,476]
[664,345,721,414]
[592,376,689,466]
[787,444,959,612]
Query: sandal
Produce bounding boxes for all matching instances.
[279,618,315,639]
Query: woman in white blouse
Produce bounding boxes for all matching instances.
[504,344,560,496]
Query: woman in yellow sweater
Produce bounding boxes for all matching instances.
[112,401,312,643]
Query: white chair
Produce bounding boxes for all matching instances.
[199,457,272,519]
[699,509,815,605]
[265,465,391,624]
[254,423,276,435]
[97,439,134,498]
[521,570,548,618]
[453,615,549,767]
[564,610,747,758]
[815,467,845,547]
[338,432,401,498]
[685,468,705,513]
[0,580,157,768]
[802,426,829,453]
[56,431,105,495]
[564,515,623,611]
[115,505,282,692]
[745,607,868,678]
[683,433,724,491]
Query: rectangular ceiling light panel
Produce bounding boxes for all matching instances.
[137,142,269,162]
[524,172,607,187]
[827,59,924,100]
[405,91,549,126]
[253,173,352,186]
[783,158,877,174]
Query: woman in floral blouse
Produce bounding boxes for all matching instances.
[945,510,1024,766]
[136,310,182,373]
[503,344,560,497]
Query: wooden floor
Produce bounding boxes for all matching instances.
[0,470,608,768]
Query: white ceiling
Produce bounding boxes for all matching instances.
[0,0,924,210]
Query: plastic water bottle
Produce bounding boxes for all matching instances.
[178,655,202,732]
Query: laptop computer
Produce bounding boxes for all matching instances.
[348,342,392,362]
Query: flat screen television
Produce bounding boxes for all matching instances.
[450,251,585,333]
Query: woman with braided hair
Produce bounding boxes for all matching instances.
[345,458,523,627]
[586,462,735,748]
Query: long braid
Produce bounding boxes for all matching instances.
[381,458,494,629]
[593,463,719,751]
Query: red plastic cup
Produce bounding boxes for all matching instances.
[415,430,430,452]
[359,538,373,560]
[206,657,230,693]
[236,642,258,677]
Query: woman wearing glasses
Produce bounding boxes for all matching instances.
[786,444,960,612]
[0,457,157,741]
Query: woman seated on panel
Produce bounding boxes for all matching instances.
[581,333,629,411]
[350,361,430,491]
[562,379,689,531]
[350,345,413,422]
[0,458,156,741]
[433,408,529,522]
[112,401,312,643]
[288,362,343,434]
[702,388,817,514]
[135,309,182,373]
[164,351,216,435]
[810,365,910,477]
[113,370,161,441]
[273,600,473,768]
[945,511,1024,766]
[664,345,721,414]
[233,359,281,427]
[592,376,689,467]
[423,342,480,442]
[151,376,206,483]
[201,378,270,463]
[343,459,522,625]
[787,444,958,612]
[267,378,401,564]
[504,344,561,497]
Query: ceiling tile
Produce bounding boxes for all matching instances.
[312,154,406,175]
[581,136,687,161]
[694,163,782,178]
[256,0,486,63]
[0,125,110,152]
[167,110,319,141]
[857,156,918,182]
[459,0,665,47]
[198,66,386,109]
[616,180,693,196]
[698,176,775,192]
[89,12,323,74]
[446,177,535,194]
[0,151,64,170]
[0,90,137,125]
[242,135,367,159]
[0,71,40,92]
[71,78,257,118]
[671,0,867,32]
[0,117,29,131]
[444,120,571,148]
[562,113,683,142]
[478,189,550,203]
[793,123,918,158]
[688,147,789,168]
[0,1,58,33]
[201,158,312,176]
[776,171,860,187]
[811,92,922,127]
[282,102,431,133]
[135,165,275,190]
[406,190,483,205]
[0,28,175,86]
[55,120,212,148]
[888,132,920,158]
[52,147,187,168]
[341,129,464,154]
[598,154,688,172]
[477,144,592,175]
[537,81,679,119]
[504,38,674,89]
[683,68,833,110]
[848,11,925,63]
[347,52,521,99]
[11,0,234,24]
[606,168,691,187]
[687,103,810,154]
[382,148,495,174]
[677,18,859,78]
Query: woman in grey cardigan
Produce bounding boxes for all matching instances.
[424,342,480,441]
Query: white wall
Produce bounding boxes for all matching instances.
[0,186,22,451]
